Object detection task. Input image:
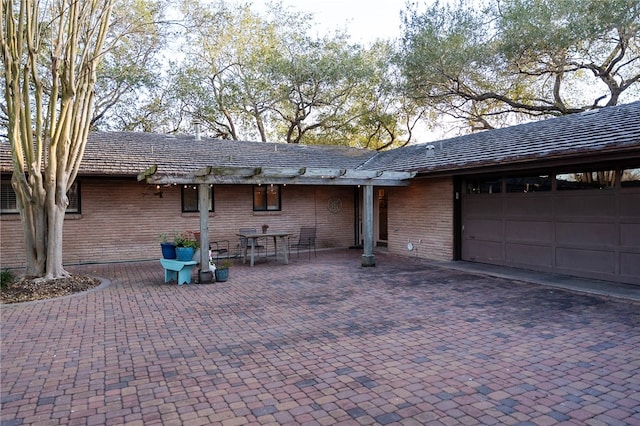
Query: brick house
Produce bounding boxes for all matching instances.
[2,101,639,285]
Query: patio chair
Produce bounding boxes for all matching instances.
[238,228,266,260]
[209,239,230,261]
[291,226,316,259]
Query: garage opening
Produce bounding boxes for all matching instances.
[461,165,640,285]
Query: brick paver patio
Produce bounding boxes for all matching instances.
[1,249,639,425]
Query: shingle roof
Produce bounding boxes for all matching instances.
[365,100,640,173]
[1,132,377,176]
[2,101,639,177]
[85,133,381,176]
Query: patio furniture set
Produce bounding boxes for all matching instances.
[160,227,317,284]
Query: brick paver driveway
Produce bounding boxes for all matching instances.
[1,250,639,425]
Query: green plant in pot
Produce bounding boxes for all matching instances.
[174,231,199,261]
[159,233,176,259]
[214,259,232,282]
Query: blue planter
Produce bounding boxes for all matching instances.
[175,246,195,261]
[215,268,229,282]
[161,242,176,259]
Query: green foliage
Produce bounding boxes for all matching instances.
[91,0,169,131]
[399,0,640,130]
[173,231,199,249]
[160,0,420,147]
[217,259,232,270]
[1,269,16,289]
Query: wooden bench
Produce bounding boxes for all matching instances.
[160,259,198,285]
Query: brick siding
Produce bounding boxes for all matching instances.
[1,178,356,268]
[387,177,454,261]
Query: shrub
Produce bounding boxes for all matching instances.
[1,269,16,289]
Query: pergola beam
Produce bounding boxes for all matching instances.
[139,166,415,187]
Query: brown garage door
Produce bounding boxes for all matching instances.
[462,171,640,285]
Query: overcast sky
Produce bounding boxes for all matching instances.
[251,0,409,44]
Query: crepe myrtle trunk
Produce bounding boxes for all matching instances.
[12,171,70,279]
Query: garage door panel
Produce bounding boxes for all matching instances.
[504,196,552,218]
[505,220,552,243]
[464,219,503,240]
[556,247,616,274]
[506,243,553,267]
[619,193,640,217]
[621,253,640,279]
[462,239,504,263]
[621,223,640,246]
[464,197,502,216]
[555,222,617,246]
[556,194,615,217]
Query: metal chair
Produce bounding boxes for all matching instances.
[238,228,266,260]
[209,239,230,261]
[291,227,316,259]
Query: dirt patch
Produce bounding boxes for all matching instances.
[1,275,101,304]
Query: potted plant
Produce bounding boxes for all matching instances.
[214,259,232,282]
[174,231,199,261]
[159,233,176,259]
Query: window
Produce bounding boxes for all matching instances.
[1,177,80,214]
[181,185,214,212]
[621,168,640,188]
[505,175,551,193]
[556,170,615,190]
[67,181,80,213]
[466,178,502,194]
[1,178,17,214]
[253,184,281,211]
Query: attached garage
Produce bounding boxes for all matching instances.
[369,101,640,286]
[461,166,640,285]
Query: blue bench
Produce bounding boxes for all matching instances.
[160,259,198,285]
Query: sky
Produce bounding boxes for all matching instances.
[252,0,409,44]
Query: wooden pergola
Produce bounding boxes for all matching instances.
[139,165,415,282]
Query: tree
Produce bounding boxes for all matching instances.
[1,0,113,279]
[169,0,299,140]
[166,0,422,147]
[399,0,640,130]
[299,40,426,150]
[267,33,371,144]
[90,0,169,131]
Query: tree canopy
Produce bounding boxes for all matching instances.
[398,0,640,130]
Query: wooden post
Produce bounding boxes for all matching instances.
[362,184,375,267]
[198,184,213,283]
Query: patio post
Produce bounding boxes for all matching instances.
[198,183,213,283]
[362,184,375,267]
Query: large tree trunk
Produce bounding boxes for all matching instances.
[2,0,114,281]
[45,175,70,279]
[12,173,47,277]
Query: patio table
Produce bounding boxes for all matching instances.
[238,231,292,267]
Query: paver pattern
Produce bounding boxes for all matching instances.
[1,249,639,425]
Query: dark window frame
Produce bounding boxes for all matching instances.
[1,177,81,214]
[181,185,214,213]
[465,177,502,195]
[621,167,640,188]
[556,170,616,191]
[253,184,281,211]
[505,174,552,193]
